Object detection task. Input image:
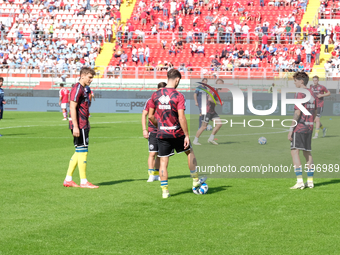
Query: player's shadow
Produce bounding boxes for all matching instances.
[314,179,340,187]
[96,179,144,186]
[171,185,231,197]
[215,142,239,145]
[322,135,339,138]
[2,133,32,136]
[168,175,190,180]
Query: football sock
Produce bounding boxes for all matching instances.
[295,167,303,183]
[307,168,314,183]
[76,147,88,181]
[315,128,320,135]
[63,111,67,118]
[193,137,199,143]
[320,124,324,129]
[209,134,215,140]
[148,169,153,176]
[154,168,159,176]
[81,179,88,185]
[161,180,168,191]
[66,152,79,179]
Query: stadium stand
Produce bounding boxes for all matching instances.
[0,0,337,90]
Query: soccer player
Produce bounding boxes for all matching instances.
[0,77,6,137]
[193,79,224,145]
[59,83,70,121]
[194,78,208,129]
[63,67,99,189]
[310,75,330,139]
[148,69,206,198]
[288,72,317,189]
[142,82,167,182]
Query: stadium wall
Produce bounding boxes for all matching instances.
[3,90,340,116]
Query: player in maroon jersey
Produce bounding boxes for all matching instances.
[288,72,317,189]
[142,82,167,182]
[63,67,98,189]
[148,69,206,198]
[59,83,70,121]
[193,78,224,145]
[311,75,331,139]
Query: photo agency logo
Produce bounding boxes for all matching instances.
[198,82,314,128]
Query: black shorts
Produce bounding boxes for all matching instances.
[0,107,3,120]
[316,107,323,117]
[157,136,190,157]
[202,112,219,123]
[148,132,158,152]
[291,132,312,151]
[71,128,89,147]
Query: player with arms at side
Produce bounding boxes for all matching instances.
[310,75,330,139]
[0,77,6,137]
[59,83,70,121]
[142,82,167,182]
[148,69,206,199]
[63,67,99,189]
[288,72,317,189]
[193,78,224,145]
[194,78,208,130]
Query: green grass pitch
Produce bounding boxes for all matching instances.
[0,112,340,255]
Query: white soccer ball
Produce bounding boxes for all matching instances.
[199,183,209,194]
[207,124,213,131]
[258,137,267,145]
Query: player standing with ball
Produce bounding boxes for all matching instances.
[63,67,98,189]
[148,69,205,198]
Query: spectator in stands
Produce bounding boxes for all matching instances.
[138,45,145,64]
[197,42,205,56]
[132,46,138,64]
[168,43,178,55]
[261,34,268,50]
[320,24,326,44]
[145,45,150,64]
[324,34,330,53]
[119,51,128,65]
[186,30,193,43]
[156,61,163,71]
[305,43,312,63]
[190,42,197,56]
[209,23,216,44]
[178,63,187,72]
[107,65,114,78]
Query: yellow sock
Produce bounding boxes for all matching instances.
[315,129,320,134]
[154,169,159,176]
[76,148,88,180]
[66,152,78,177]
[161,180,168,191]
[320,125,324,129]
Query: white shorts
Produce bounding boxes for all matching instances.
[61,103,68,109]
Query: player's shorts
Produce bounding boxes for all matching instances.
[61,103,68,109]
[290,132,312,151]
[202,112,219,123]
[71,128,89,147]
[148,132,158,152]
[157,136,191,157]
[316,107,323,118]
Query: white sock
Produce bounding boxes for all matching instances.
[297,178,303,183]
[194,137,199,142]
[81,179,88,184]
[65,175,72,181]
[209,134,215,140]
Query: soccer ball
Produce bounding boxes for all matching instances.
[207,124,213,131]
[199,183,209,194]
[258,137,267,145]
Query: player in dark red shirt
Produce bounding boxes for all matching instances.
[63,67,98,189]
[148,69,206,198]
[288,72,317,189]
[193,78,224,145]
[142,82,167,182]
[310,75,331,139]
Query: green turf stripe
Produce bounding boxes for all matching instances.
[116,110,129,113]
